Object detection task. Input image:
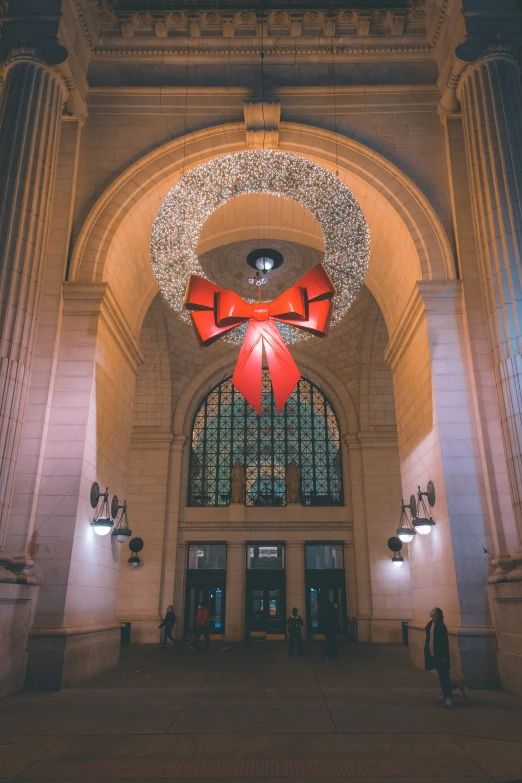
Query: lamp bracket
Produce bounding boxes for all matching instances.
[426,480,436,508]
[90,481,109,509]
[129,537,144,553]
[387,536,403,553]
[111,495,127,519]
[408,494,417,517]
[90,481,101,509]
[417,480,436,509]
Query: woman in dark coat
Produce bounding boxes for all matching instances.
[424,607,452,707]
[159,605,177,650]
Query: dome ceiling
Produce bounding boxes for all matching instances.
[198,238,323,301]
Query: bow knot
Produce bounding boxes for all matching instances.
[184,264,336,413]
[252,304,269,321]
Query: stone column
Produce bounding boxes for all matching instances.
[225,542,245,640]
[457,47,522,578]
[161,435,188,613]
[286,542,305,635]
[344,436,372,642]
[0,48,66,571]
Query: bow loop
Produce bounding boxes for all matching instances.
[216,290,251,326]
[184,264,336,412]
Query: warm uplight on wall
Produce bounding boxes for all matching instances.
[412,482,436,536]
[90,483,114,536]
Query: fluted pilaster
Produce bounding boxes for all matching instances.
[458,51,522,575]
[0,56,66,553]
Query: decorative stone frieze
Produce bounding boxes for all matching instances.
[94,4,429,47]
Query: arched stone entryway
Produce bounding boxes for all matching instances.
[19,123,513,687]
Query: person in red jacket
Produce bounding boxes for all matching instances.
[189,602,211,650]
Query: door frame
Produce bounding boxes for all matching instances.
[305,570,348,640]
[245,541,287,641]
[184,542,228,640]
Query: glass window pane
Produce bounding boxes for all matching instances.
[188,371,343,507]
[188,544,227,570]
[305,544,344,570]
[247,544,285,570]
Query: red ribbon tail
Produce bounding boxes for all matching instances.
[232,321,301,414]
[232,321,264,414]
[262,322,301,412]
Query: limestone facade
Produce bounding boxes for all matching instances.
[0,0,522,696]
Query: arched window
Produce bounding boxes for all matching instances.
[188,371,343,507]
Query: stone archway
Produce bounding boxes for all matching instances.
[49,121,503,683]
[69,122,455,339]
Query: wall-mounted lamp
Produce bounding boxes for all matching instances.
[396,496,417,543]
[128,537,143,568]
[90,482,114,536]
[388,536,404,567]
[412,481,436,535]
[111,496,132,543]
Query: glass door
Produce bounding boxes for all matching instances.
[245,543,286,640]
[184,543,227,639]
[186,584,225,637]
[306,581,347,639]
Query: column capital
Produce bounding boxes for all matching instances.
[62,282,145,372]
[456,42,521,101]
[384,280,462,372]
[171,434,188,451]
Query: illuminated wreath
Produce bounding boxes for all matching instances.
[150,150,370,344]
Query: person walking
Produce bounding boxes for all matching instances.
[189,602,211,650]
[287,607,304,657]
[158,605,177,650]
[323,601,338,659]
[425,607,452,708]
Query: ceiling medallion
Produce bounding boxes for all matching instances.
[150,150,370,345]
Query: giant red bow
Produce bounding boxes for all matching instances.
[184,264,336,414]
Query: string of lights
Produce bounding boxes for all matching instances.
[150,150,370,345]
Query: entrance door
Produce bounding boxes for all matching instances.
[247,583,285,639]
[245,543,286,640]
[184,578,226,638]
[306,580,347,639]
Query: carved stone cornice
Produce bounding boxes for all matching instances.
[93,41,433,58]
[93,3,430,52]
[62,282,145,371]
[179,525,353,533]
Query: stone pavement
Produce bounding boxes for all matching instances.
[0,642,521,783]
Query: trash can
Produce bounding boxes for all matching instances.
[121,621,131,646]
[401,621,409,646]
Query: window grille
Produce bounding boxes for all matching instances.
[188,371,343,507]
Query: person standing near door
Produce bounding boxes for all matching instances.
[424,607,452,708]
[190,602,211,650]
[287,607,304,657]
[323,601,338,659]
[158,605,177,650]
